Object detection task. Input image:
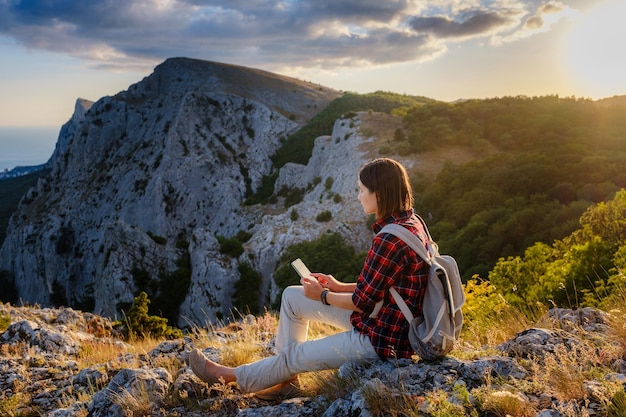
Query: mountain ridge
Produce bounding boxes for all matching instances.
[0,57,394,326]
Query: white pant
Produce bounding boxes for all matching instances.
[234,285,380,393]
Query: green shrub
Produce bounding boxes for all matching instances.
[153,253,192,324]
[324,177,334,191]
[396,142,412,156]
[243,172,278,205]
[236,230,253,243]
[316,210,332,222]
[147,231,167,245]
[176,238,190,249]
[218,235,245,258]
[114,292,182,340]
[0,312,10,332]
[131,245,191,325]
[232,262,263,315]
[394,128,406,142]
[277,186,304,208]
[273,232,366,301]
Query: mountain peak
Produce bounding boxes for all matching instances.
[0,57,349,324]
[141,57,343,120]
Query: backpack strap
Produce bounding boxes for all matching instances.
[414,214,434,244]
[389,287,414,321]
[380,223,433,265]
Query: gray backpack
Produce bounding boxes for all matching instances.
[379,222,465,360]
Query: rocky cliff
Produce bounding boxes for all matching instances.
[0,57,412,326]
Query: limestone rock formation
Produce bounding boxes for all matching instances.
[0,57,407,325]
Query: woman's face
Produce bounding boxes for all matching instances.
[358,180,378,216]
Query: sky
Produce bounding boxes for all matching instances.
[1,0,625,131]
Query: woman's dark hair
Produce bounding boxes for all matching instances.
[359,158,413,219]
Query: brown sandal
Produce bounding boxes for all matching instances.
[255,377,302,401]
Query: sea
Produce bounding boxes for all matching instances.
[0,126,59,172]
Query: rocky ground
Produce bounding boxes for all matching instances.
[1,302,625,417]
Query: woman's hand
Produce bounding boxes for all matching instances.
[300,276,324,301]
[301,275,361,311]
[311,273,339,291]
[311,273,356,293]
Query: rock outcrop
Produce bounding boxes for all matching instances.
[1,303,624,416]
[0,58,416,326]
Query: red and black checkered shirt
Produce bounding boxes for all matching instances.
[351,210,429,359]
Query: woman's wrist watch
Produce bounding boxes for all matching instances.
[320,289,330,305]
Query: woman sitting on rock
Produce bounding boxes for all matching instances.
[189,157,429,400]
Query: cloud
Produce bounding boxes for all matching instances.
[494,1,576,43]
[0,0,575,72]
[408,11,516,38]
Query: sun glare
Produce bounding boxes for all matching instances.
[565,0,626,98]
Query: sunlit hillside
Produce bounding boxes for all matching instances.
[267,95,626,313]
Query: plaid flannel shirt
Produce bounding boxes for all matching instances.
[350,210,429,359]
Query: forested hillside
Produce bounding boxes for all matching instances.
[489,189,626,312]
[394,96,626,285]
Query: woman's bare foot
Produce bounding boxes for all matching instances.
[204,355,236,383]
[189,348,236,384]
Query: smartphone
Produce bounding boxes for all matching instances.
[291,258,313,279]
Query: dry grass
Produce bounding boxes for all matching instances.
[303,369,358,401]
[460,307,532,353]
[70,337,186,415]
[76,340,136,368]
[361,380,423,417]
[5,287,626,416]
[459,287,626,416]
[607,306,626,361]
[110,381,152,417]
[0,340,34,359]
[475,388,536,417]
[190,310,278,367]
[152,354,185,379]
[304,369,427,417]
[0,392,30,417]
[358,112,403,145]
[539,344,597,401]
[57,386,92,417]
[421,389,467,417]
[75,336,177,373]
[189,309,343,369]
